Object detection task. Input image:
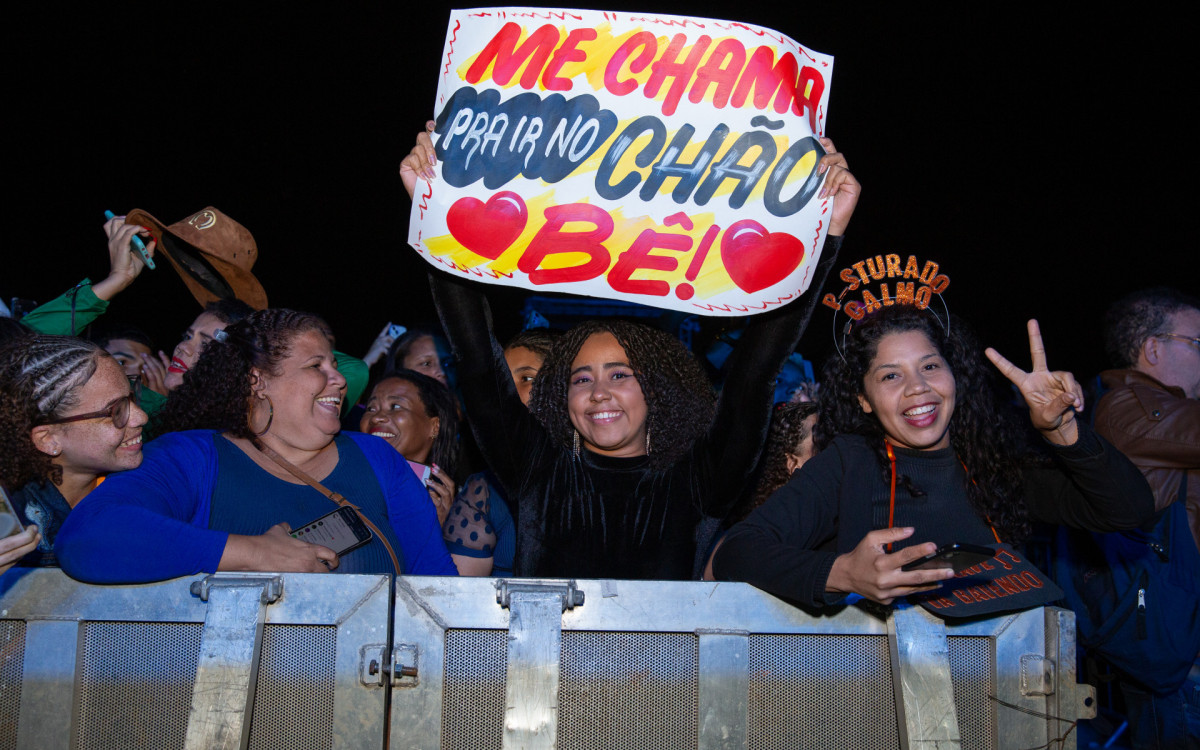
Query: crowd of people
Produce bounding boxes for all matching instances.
[1,130,1196,748]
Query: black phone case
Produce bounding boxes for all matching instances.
[901,542,994,572]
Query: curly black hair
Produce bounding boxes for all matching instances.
[363,369,462,483]
[1103,287,1200,369]
[156,309,333,439]
[528,319,716,472]
[816,306,1033,542]
[0,335,105,489]
[738,400,820,520]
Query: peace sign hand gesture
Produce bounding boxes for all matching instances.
[985,320,1083,446]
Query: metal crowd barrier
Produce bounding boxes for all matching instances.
[0,569,1094,749]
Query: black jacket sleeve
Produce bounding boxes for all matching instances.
[430,272,544,505]
[699,234,844,517]
[711,438,848,607]
[1025,421,1156,532]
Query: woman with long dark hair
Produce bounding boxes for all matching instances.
[713,306,1155,607]
[360,369,461,522]
[403,127,861,579]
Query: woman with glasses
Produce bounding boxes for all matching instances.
[0,335,148,567]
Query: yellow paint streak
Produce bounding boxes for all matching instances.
[425,198,742,299]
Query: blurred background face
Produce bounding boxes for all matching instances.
[785,413,819,473]
[360,377,439,463]
[104,338,152,381]
[402,335,449,386]
[1152,308,1200,399]
[504,345,544,406]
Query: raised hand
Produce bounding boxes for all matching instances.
[815,137,860,236]
[826,527,954,605]
[93,215,157,301]
[140,351,170,396]
[985,319,1083,446]
[399,120,438,200]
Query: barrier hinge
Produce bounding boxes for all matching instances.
[189,573,284,604]
[495,579,584,611]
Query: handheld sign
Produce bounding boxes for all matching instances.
[409,7,835,315]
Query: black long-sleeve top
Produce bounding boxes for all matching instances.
[712,425,1156,608]
[432,236,843,579]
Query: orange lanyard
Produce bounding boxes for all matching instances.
[884,441,1001,552]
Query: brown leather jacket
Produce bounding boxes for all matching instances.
[1096,369,1200,549]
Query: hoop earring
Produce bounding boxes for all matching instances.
[252,394,275,437]
[573,429,581,459]
[645,428,651,455]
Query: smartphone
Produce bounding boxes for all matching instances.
[387,323,406,339]
[289,506,372,556]
[0,486,25,539]
[104,210,156,269]
[901,542,995,573]
[407,460,432,486]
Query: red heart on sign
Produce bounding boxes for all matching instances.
[447,192,528,260]
[719,220,805,294]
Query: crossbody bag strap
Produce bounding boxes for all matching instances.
[253,441,401,575]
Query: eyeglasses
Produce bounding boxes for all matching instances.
[1156,332,1200,350]
[40,396,132,429]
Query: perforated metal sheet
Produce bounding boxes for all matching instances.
[948,636,996,750]
[442,629,506,750]
[248,624,337,750]
[558,631,698,750]
[747,634,899,750]
[75,621,202,750]
[0,620,25,750]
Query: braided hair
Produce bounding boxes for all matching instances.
[817,306,1033,541]
[0,335,106,488]
[528,319,715,472]
[156,309,333,439]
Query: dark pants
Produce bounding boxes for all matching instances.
[1120,670,1200,750]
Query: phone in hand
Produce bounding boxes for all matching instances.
[407,460,432,486]
[0,486,25,539]
[289,506,372,556]
[901,542,995,573]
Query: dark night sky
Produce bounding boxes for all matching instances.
[6,3,1192,381]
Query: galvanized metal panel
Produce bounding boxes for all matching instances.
[697,632,747,750]
[184,579,273,750]
[0,619,25,750]
[0,571,1084,750]
[0,569,389,750]
[502,592,562,750]
[16,620,77,750]
[890,604,962,749]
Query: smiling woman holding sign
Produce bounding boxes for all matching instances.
[712,304,1155,615]
[402,127,859,579]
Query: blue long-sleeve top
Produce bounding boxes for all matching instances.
[55,430,458,582]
